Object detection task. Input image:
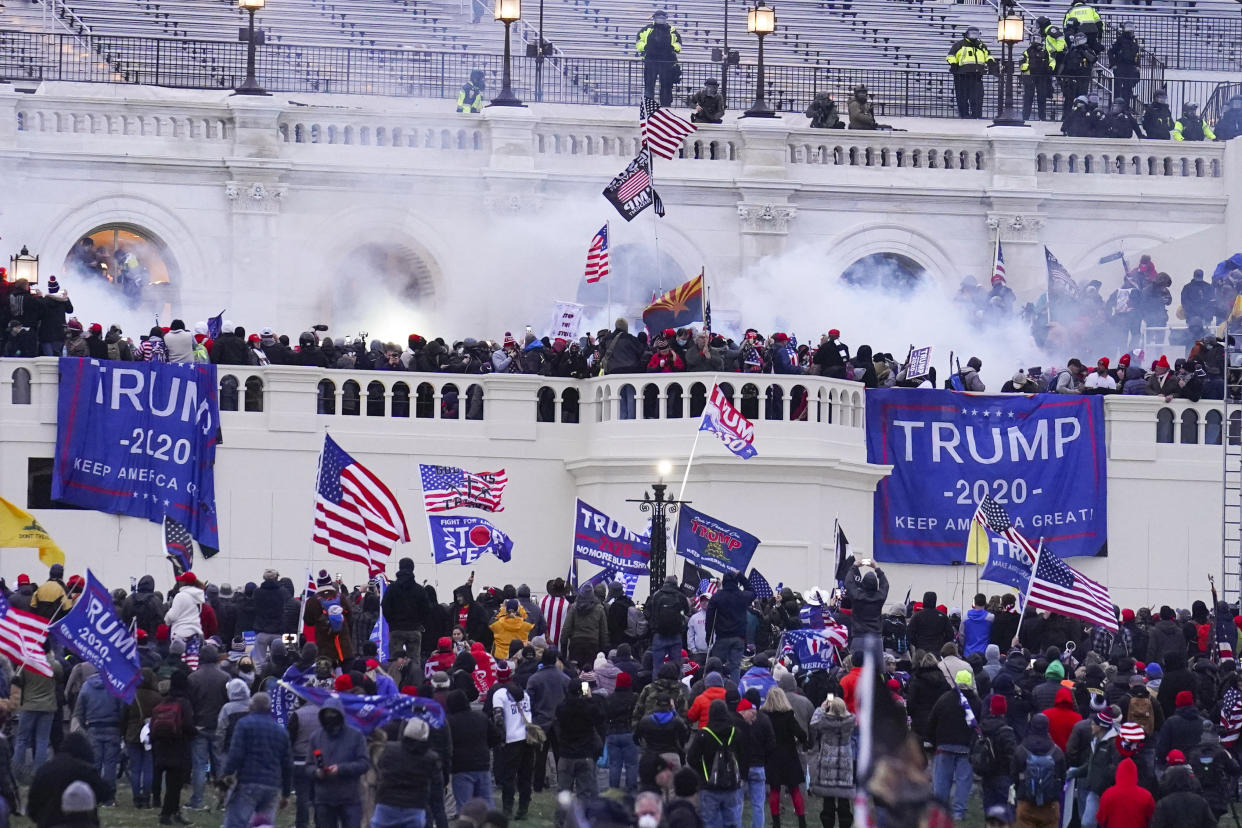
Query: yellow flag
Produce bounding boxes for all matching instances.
[965,512,989,565]
[0,497,65,567]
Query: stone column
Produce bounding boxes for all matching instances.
[985,127,1048,301]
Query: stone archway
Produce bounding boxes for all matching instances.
[840,252,926,292]
[61,222,181,313]
[326,242,439,345]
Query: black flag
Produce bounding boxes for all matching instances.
[834,523,853,583]
[602,148,656,222]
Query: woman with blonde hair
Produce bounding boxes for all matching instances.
[807,696,856,828]
[762,686,809,827]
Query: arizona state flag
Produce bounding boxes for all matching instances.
[0,496,65,567]
[642,270,704,331]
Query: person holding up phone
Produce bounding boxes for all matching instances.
[553,679,605,826]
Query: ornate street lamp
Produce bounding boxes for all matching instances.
[235,0,269,96]
[629,460,689,598]
[8,246,39,284]
[490,0,525,107]
[993,0,1026,126]
[742,0,777,118]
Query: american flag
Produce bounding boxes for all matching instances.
[419,464,507,513]
[539,593,570,648]
[584,224,611,284]
[1220,688,1242,747]
[1027,545,1117,631]
[0,593,52,677]
[697,578,719,597]
[640,97,697,160]
[992,241,1006,284]
[183,635,201,671]
[748,569,774,601]
[313,435,411,578]
[973,496,1037,557]
[163,515,194,577]
[1046,246,1079,298]
[617,159,652,203]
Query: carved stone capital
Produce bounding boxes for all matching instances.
[986,212,1045,242]
[484,191,543,214]
[737,203,796,234]
[226,180,287,214]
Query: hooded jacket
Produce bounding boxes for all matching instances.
[843,565,888,636]
[515,585,545,636]
[26,732,112,828]
[447,690,500,772]
[961,607,994,657]
[526,662,571,729]
[1152,765,1217,828]
[807,709,856,798]
[375,729,443,810]
[907,593,955,654]
[1156,653,1199,719]
[123,670,162,745]
[555,687,606,759]
[451,585,492,650]
[122,575,164,638]
[928,685,981,749]
[705,572,753,641]
[187,645,230,730]
[164,585,204,640]
[252,579,286,634]
[383,569,431,633]
[489,608,534,660]
[1011,713,1066,801]
[561,585,609,653]
[1097,758,1155,828]
[1148,617,1186,665]
[982,645,1004,681]
[216,678,252,753]
[73,673,123,729]
[308,698,370,804]
[1155,703,1204,762]
[1042,687,1082,751]
[222,703,294,795]
[686,701,744,791]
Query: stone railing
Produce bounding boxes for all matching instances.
[13,96,232,142]
[1035,136,1224,178]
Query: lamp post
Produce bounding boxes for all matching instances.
[628,460,689,599]
[742,0,777,118]
[490,0,525,107]
[8,246,39,284]
[992,0,1026,126]
[235,0,269,96]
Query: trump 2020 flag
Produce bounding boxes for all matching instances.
[428,515,513,564]
[280,681,445,734]
[699,384,757,459]
[49,569,140,702]
[572,499,651,575]
[676,506,760,575]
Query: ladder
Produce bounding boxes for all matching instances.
[1225,334,1241,602]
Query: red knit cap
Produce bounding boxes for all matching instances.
[1121,608,1135,623]
[737,699,754,712]
[1176,690,1195,708]
[616,672,632,689]
[990,695,1008,715]
[333,674,353,692]
[400,686,419,696]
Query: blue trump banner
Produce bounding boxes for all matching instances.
[429,515,513,564]
[700,384,758,459]
[572,499,651,574]
[676,506,760,574]
[52,358,220,550]
[866,389,1107,564]
[50,569,140,703]
[279,681,446,733]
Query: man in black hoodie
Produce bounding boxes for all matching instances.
[554,680,606,824]
[646,576,689,670]
[383,558,431,673]
[1148,606,1185,666]
[843,560,889,636]
[907,592,955,657]
[1156,653,1199,720]
[123,575,165,639]
[27,732,113,828]
[706,572,753,683]
[252,569,285,672]
[452,582,493,652]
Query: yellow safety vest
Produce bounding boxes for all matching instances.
[1063,5,1102,28]
[947,41,991,71]
[636,24,682,55]
[456,83,484,113]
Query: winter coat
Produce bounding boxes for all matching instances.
[991,611,1021,650]
[304,591,354,664]
[1011,716,1066,802]
[1148,620,1186,666]
[961,608,994,657]
[765,709,808,786]
[807,709,856,798]
[164,586,204,640]
[375,736,442,810]
[1187,744,1240,816]
[688,687,727,728]
[1152,767,1217,828]
[555,693,605,760]
[122,671,162,745]
[1154,705,1204,762]
[1042,687,1082,751]
[907,606,955,654]
[635,710,690,758]
[26,733,112,828]
[446,691,499,772]
[979,713,1018,779]
[928,687,981,748]
[686,708,745,791]
[561,586,609,655]
[1156,658,1199,720]
[706,574,753,640]
[1097,758,1155,828]
[382,571,430,633]
[526,664,571,729]
[907,665,949,739]
[602,328,645,374]
[150,690,196,771]
[187,659,230,731]
[252,579,286,635]
[843,566,888,637]
[73,674,124,728]
[633,676,689,728]
[309,699,371,804]
[489,611,533,660]
[122,576,164,638]
[222,710,294,794]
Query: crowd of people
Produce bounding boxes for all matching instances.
[4,555,1242,828]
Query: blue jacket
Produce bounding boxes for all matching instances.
[252,580,286,634]
[222,710,294,796]
[308,698,371,804]
[739,667,777,704]
[706,575,753,641]
[961,608,994,657]
[74,674,123,729]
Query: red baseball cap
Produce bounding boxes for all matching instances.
[15,574,29,586]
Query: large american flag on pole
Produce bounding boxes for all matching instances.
[992,241,1006,284]
[640,97,697,160]
[313,435,411,577]
[0,593,52,677]
[584,224,611,284]
[419,464,507,513]
[1027,545,1117,631]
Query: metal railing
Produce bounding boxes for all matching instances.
[0,29,1230,122]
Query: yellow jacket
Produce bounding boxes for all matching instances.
[33,580,71,617]
[1064,4,1102,29]
[636,23,682,57]
[947,39,992,72]
[489,613,533,658]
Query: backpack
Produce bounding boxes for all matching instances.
[703,727,740,789]
[150,700,183,740]
[1125,695,1156,737]
[653,594,684,637]
[969,730,998,775]
[106,340,122,362]
[222,710,247,753]
[626,605,649,640]
[1023,751,1059,806]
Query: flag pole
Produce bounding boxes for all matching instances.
[676,372,720,503]
[649,151,663,295]
[1012,537,1044,648]
[418,476,441,591]
[605,220,613,327]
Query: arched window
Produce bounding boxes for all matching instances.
[642,383,660,420]
[317,379,336,415]
[366,381,386,417]
[791,385,808,421]
[740,383,760,420]
[562,388,580,423]
[219,375,239,412]
[536,387,556,423]
[244,376,264,412]
[666,383,684,419]
[440,383,460,419]
[618,383,636,421]
[1180,409,1199,444]
[765,384,784,421]
[415,382,435,419]
[10,367,31,405]
[689,382,707,417]
[1206,409,1223,445]
[466,384,484,421]
[595,387,606,423]
[1155,407,1174,444]
[391,382,411,418]
[342,380,361,416]
[718,382,735,407]
[63,224,180,309]
[1232,411,1242,447]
